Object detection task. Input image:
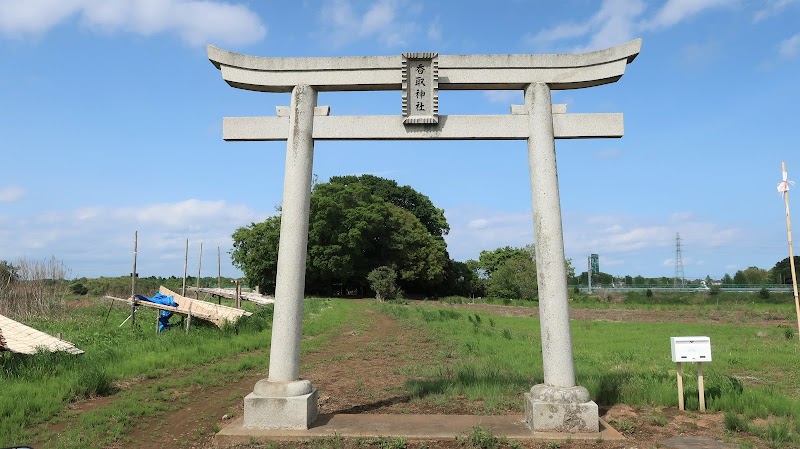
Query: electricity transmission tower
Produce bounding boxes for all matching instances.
[674,233,686,288]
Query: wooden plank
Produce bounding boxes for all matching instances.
[0,313,84,355]
[104,296,218,323]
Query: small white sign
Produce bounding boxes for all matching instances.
[670,336,712,362]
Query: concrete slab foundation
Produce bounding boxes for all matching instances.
[214,414,623,448]
[243,388,318,430]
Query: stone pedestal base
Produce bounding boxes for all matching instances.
[243,379,319,430]
[524,384,599,433]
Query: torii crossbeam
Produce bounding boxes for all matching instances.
[208,39,641,433]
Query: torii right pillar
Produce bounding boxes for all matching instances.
[525,81,597,432]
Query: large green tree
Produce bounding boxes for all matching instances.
[231,176,449,295]
[476,246,532,276]
[488,253,538,300]
[771,256,800,284]
[231,217,281,292]
[328,175,449,238]
[733,266,770,285]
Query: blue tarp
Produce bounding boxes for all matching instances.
[134,293,179,332]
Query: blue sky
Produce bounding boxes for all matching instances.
[1,0,798,281]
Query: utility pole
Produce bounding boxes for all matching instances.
[674,233,686,288]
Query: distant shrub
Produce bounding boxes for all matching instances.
[708,285,721,296]
[645,289,653,298]
[757,288,770,299]
[367,266,399,301]
[70,282,89,295]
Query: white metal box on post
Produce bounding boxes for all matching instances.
[671,336,712,362]
[670,336,712,412]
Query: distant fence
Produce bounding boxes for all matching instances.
[571,285,796,293]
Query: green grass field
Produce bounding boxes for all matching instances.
[2,291,799,448]
[0,297,357,447]
[378,298,800,446]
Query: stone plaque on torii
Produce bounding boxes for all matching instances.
[207,39,641,433]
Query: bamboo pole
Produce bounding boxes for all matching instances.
[236,280,241,309]
[131,230,138,331]
[217,247,222,305]
[196,242,203,299]
[182,239,188,297]
[697,362,706,411]
[781,162,800,339]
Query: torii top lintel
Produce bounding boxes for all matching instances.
[207,39,641,93]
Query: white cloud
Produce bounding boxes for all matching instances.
[0,186,25,202]
[563,211,742,276]
[0,199,268,277]
[317,0,423,48]
[483,91,522,105]
[779,33,800,58]
[422,204,752,277]
[642,0,732,30]
[0,0,266,46]
[427,17,442,42]
[525,0,645,52]
[754,0,798,22]
[525,0,730,52]
[445,207,533,260]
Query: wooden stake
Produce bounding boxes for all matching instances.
[182,239,188,297]
[186,302,192,334]
[131,230,138,331]
[781,162,800,339]
[676,362,685,411]
[235,280,241,309]
[196,242,203,299]
[697,362,706,411]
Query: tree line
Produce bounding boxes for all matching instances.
[230,174,800,299]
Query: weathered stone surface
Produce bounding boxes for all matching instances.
[268,84,317,383]
[207,39,641,92]
[529,384,591,403]
[526,82,575,388]
[525,392,599,433]
[222,113,624,141]
[253,379,312,397]
[243,388,318,430]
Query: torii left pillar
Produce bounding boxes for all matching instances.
[244,84,319,429]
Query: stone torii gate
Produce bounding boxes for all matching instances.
[207,39,641,433]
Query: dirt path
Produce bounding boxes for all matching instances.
[116,302,457,448]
